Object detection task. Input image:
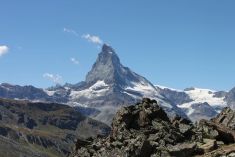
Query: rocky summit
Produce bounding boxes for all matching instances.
[71,98,235,157]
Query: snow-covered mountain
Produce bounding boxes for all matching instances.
[47,44,186,123]
[156,85,229,121]
[66,44,162,107]
[1,44,235,124]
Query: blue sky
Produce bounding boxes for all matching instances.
[0,0,235,91]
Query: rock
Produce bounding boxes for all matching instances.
[196,143,235,157]
[71,99,200,157]
[71,99,235,157]
[168,142,198,157]
[199,139,218,153]
[199,107,235,144]
[212,107,235,130]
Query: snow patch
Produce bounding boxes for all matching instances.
[126,81,158,98]
[44,89,56,96]
[68,101,88,107]
[70,80,110,100]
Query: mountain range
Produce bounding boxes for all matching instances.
[0,44,235,124]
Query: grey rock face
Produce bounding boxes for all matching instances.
[214,91,227,98]
[157,87,192,105]
[189,102,218,122]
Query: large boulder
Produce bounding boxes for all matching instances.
[199,107,235,144]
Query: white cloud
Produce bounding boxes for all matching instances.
[43,73,63,84]
[82,34,103,45]
[63,28,79,36]
[70,57,79,64]
[0,45,9,57]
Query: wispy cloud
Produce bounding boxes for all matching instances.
[82,34,103,45]
[70,57,79,65]
[0,45,9,57]
[63,28,79,36]
[43,73,63,84]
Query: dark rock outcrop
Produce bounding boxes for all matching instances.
[71,98,201,157]
[71,98,235,157]
[199,107,235,144]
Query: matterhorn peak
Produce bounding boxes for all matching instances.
[98,44,120,63]
[85,44,121,84]
[101,43,115,53]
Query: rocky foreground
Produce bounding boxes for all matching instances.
[71,98,235,157]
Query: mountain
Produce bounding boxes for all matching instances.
[1,44,235,124]
[0,83,69,103]
[24,44,186,124]
[59,44,187,123]
[66,44,163,106]
[0,98,110,157]
[156,86,228,121]
[71,98,235,157]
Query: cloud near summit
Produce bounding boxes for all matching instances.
[82,34,103,45]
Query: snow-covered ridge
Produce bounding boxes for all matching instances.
[180,88,226,108]
[43,89,56,96]
[70,80,110,100]
[155,85,182,92]
[126,81,159,98]
[156,85,226,107]
[155,85,228,118]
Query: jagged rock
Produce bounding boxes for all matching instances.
[198,139,218,153]
[196,143,235,157]
[71,99,235,157]
[71,98,200,157]
[212,107,235,129]
[167,142,198,157]
[199,107,235,144]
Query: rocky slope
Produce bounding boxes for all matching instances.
[71,98,235,157]
[0,98,110,157]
